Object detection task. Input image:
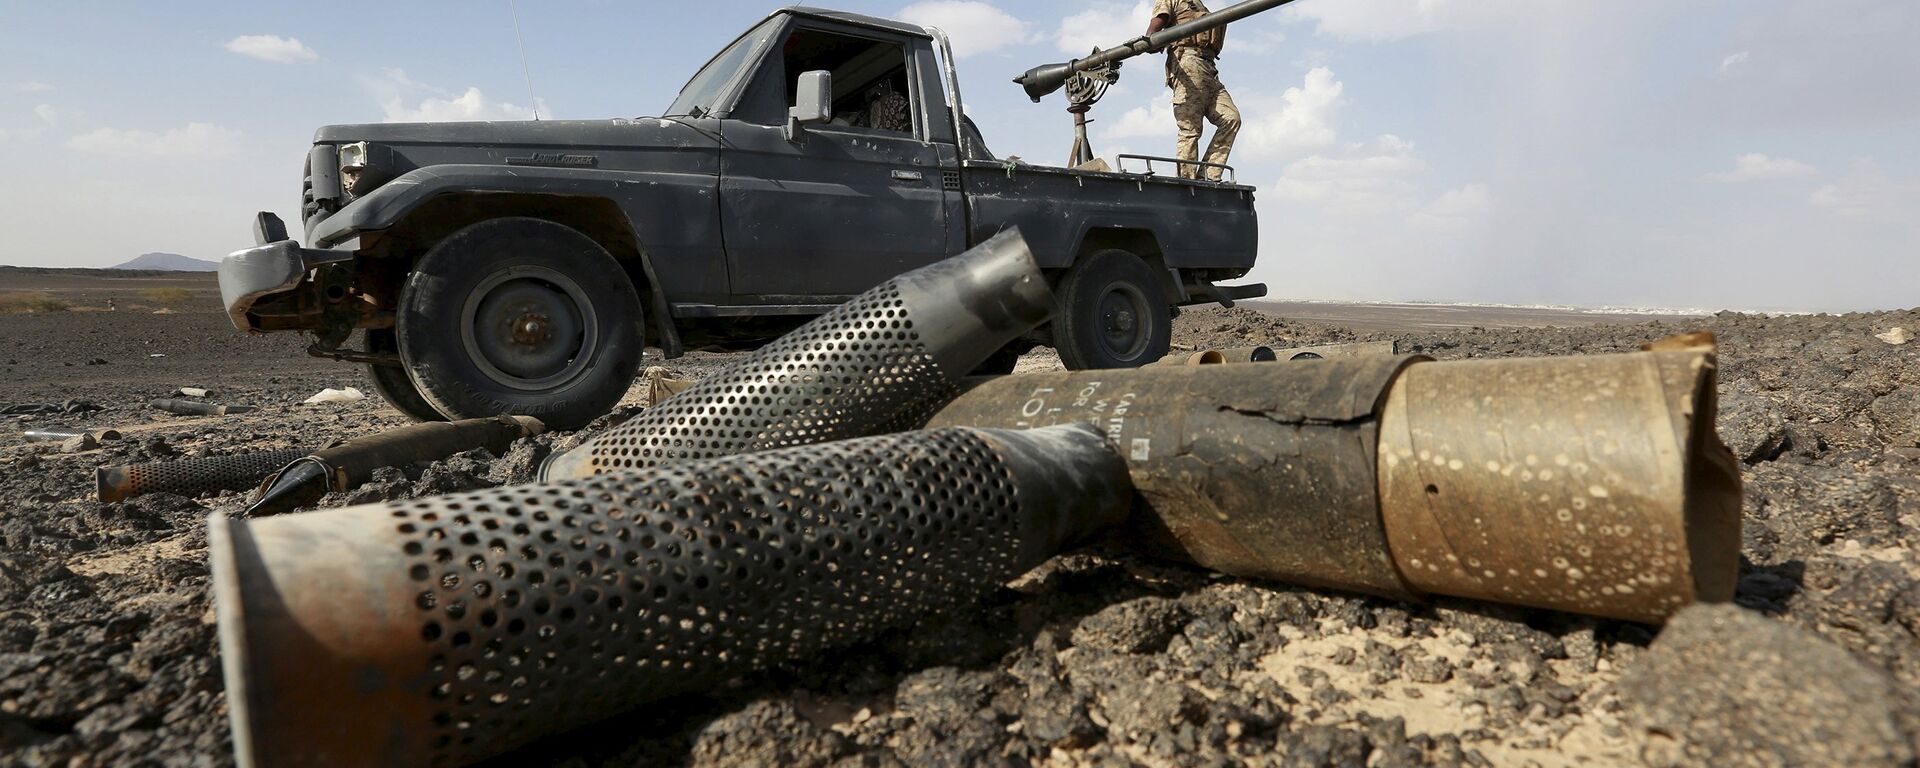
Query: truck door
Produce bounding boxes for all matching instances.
[718,24,952,298]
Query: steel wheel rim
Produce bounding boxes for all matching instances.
[460,266,599,392]
[1095,280,1152,362]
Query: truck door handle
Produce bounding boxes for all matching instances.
[890,170,925,182]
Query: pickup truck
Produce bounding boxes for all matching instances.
[219,6,1263,430]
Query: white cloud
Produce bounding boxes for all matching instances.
[223,35,318,63]
[1269,134,1427,215]
[1410,183,1494,231]
[371,68,544,122]
[1705,153,1817,183]
[1717,51,1751,77]
[1056,1,1155,56]
[1809,163,1919,219]
[12,81,54,93]
[66,122,242,156]
[1283,0,1537,41]
[899,1,1038,58]
[1100,93,1175,140]
[384,87,540,122]
[1238,66,1344,157]
[33,104,60,127]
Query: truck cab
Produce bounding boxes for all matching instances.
[220,7,1263,430]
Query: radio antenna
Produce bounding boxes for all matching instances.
[509,0,541,120]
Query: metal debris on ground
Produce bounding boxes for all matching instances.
[540,229,1055,481]
[24,426,121,443]
[97,448,311,503]
[927,334,1741,624]
[177,387,212,398]
[1151,346,1277,366]
[247,415,546,516]
[150,399,255,416]
[2,400,104,415]
[210,424,1129,768]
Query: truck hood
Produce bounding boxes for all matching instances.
[313,118,702,147]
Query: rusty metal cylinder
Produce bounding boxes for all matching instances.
[97,448,310,503]
[1216,345,1278,363]
[149,398,253,416]
[248,415,548,516]
[926,344,1741,623]
[1374,346,1743,621]
[541,229,1055,481]
[212,424,1129,768]
[1152,349,1229,366]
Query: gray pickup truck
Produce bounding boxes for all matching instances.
[219,6,1263,429]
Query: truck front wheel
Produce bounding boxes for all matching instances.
[364,329,446,422]
[396,217,645,431]
[1053,249,1171,370]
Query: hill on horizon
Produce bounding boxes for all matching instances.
[110,252,218,271]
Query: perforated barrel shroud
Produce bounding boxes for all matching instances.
[97,449,309,503]
[211,425,1130,768]
[540,229,1054,481]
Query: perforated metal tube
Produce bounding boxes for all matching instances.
[97,449,309,503]
[212,424,1129,768]
[540,229,1054,480]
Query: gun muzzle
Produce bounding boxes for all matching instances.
[97,449,310,503]
[926,339,1742,623]
[211,424,1128,768]
[541,229,1054,481]
[247,415,546,516]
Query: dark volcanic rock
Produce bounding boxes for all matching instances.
[3,305,1918,767]
[1617,604,1914,767]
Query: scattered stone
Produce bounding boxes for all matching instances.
[59,433,99,452]
[1071,596,1190,654]
[1617,604,1913,767]
[1875,327,1912,345]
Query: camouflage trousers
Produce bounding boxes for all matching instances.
[1167,48,1241,181]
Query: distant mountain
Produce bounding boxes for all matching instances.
[110,252,218,271]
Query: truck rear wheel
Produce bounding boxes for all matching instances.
[364,329,447,422]
[396,217,646,431]
[1053,249,1171,370]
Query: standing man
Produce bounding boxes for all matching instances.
[1148,0,1241,181]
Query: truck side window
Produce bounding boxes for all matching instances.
[777,29,916,137]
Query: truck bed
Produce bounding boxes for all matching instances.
[960,160,1258,273]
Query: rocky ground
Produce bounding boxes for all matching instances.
[1,304,1916,767]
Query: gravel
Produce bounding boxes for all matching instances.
[1,305,1917,766]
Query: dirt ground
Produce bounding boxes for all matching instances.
[1,297,1916,767]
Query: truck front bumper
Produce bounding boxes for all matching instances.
[219,213,354,333]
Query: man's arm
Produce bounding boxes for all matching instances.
[1143,11,1172,52]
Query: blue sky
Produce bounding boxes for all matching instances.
[2,0,1915,312]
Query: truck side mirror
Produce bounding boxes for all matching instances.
[787,70,833,142]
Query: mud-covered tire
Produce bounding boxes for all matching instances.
[396,217,645,431]
[364,329,446,422]
[1053,249,1171,370]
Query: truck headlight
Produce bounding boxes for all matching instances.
[337,141,369,198]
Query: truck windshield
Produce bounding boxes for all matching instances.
[667,18,778,117]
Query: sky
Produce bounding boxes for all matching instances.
[1,0,1915,312]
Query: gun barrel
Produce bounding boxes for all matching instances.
[1016,0,1302,101]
